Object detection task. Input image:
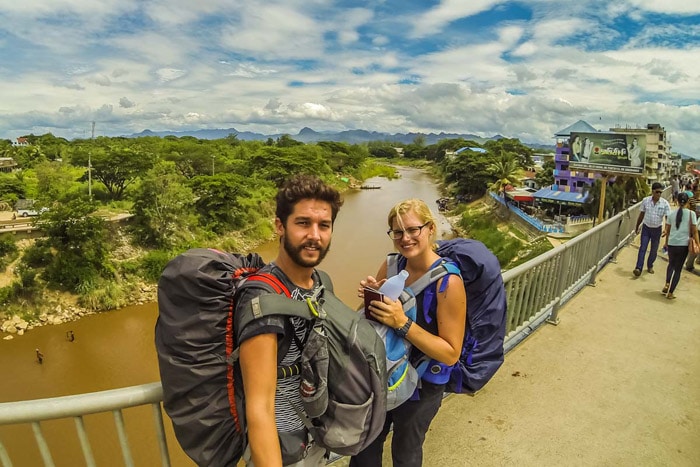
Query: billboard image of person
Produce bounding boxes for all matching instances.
[628,137,642,167]
[569,132,646,175]
[570,135,582,161]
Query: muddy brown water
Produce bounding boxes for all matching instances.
[0,167,450,466]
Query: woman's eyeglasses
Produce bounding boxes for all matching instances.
[387,222,430,240]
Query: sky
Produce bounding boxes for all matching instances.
[1,0,699,155]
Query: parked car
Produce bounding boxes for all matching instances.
[17,207,48,217]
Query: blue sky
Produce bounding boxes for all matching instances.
[1,0,699,155]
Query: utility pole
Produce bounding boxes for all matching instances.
[212,154,215,176]
[89,121,95,200]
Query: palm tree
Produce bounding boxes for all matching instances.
[488,152,525,201]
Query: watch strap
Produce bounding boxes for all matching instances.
[395,317,413,338]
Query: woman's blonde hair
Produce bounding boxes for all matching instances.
[387,198,438,244]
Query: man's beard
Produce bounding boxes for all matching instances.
[282,235,330,268]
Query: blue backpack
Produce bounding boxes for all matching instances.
[365,287,425,410]
[387,238,507,394]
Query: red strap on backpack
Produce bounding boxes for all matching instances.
[244,272,292,297]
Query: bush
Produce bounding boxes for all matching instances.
[78,280,128,311]
[21,240,53,268]
[0,234,17,257]
[139,250,176,282]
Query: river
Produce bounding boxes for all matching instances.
[0,167,449,466]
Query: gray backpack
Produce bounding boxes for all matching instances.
[235,270,388,456]
[156,248,387,466]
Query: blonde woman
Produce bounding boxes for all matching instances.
[662,192,699,299]
[350,199,466,467]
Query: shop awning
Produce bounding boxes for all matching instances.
[533,188,589,204]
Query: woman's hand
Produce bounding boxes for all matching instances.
[367,296,406,329]
[357,276,385,298]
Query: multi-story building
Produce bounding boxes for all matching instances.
[548,121,675,191]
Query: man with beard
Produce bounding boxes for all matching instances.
[235,174,343,466]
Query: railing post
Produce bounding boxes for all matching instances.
[31,422,55,467]
[546,251,565,325]
[152,403,171,467]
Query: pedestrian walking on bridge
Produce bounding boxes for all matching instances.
[662,192,699,299]
[634,182,671,277]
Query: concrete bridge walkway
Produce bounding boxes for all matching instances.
[340,244,700,466]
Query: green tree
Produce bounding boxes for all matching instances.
[34,133,69,161]
[404,135,428,159]
[277,134,303,147]
[614,175,649,207]
[39,199,111,292]
[244,146,331,186]
[535,160,555,188]
[34,161,83,203]
[0,173,26,203]
[440,150,492,197]
[367,141,400,159]
[71,139,155,200]
[489,153,525,197]
[317,141,368,171]
[9,144,47,169]
[190,173,267,233]
[484,138,534,168]
[424,138,481,163]
[131,161,199,248]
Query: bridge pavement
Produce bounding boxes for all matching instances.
[337,244,700,466]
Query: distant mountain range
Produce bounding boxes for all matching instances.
[127,127,555,150]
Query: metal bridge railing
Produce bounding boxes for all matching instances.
[0,191,667,466]
[501,200,642,352]
[0,383,169,467]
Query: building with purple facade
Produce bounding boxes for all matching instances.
[532,120,596,210]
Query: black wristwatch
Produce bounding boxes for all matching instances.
[395,317,413,338]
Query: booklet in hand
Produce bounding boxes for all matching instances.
[363,287,384,321]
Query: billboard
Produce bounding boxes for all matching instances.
[569,132,646,175]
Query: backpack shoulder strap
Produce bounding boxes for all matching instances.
[386,253,401,278]
[315,269,333,293]
[408,259,460,296]
[244,272,291,297]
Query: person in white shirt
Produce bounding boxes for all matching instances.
[633,182,671,276]
[662,193,699,299]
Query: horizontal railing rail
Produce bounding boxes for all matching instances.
[0,188,668,466]
[0,383,169,467]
